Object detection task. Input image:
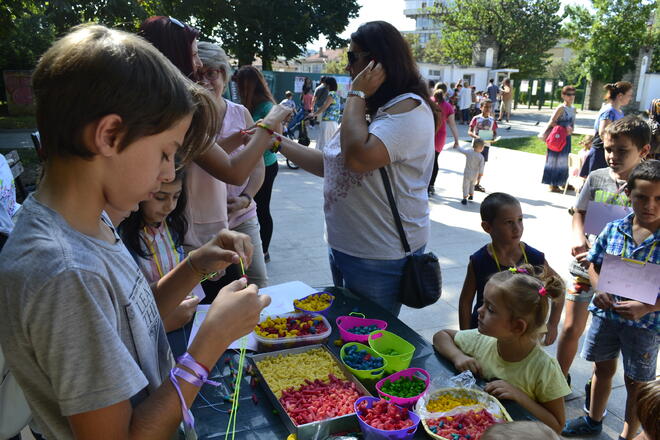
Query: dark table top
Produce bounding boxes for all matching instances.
[171,287,534,439]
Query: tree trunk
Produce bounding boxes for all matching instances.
[238,54,254,67]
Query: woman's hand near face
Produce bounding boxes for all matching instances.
[350,61,386,98]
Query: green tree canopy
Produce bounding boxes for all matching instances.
[428,0,562,76]
[186,0,360,70]
[563,0,657,81]
[324,49,348,74]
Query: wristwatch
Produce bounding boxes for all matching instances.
[348,90,366,99]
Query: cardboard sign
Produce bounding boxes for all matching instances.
[596,253,660,305]
[583,201,632,235]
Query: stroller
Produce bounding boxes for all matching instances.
[283,108,311,169]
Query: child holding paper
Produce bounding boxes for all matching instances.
[562,160,659,438]
[557,116,651,388]
[468,99,497,192]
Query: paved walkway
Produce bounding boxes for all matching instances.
[8,107,646,440]
[266,115,654,439]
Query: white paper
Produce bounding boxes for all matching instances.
[584,201,632,235]
[190,284,205,302]
[294,76,305,93]
[479,130,494,141]
[597,254,660,305]
[188,281,319,350]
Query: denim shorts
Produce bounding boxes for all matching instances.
[329,246,425,317]
[581,314,659,382]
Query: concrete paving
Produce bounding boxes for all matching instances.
[5,107,651,440]
[264,112,656,439]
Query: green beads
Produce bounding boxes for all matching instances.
[380,376,426,398]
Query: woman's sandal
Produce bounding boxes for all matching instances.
[561,416,602,437]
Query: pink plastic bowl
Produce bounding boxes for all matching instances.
[336,313,388,343]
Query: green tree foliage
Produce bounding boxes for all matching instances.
[403,33,425,62]
[423,34,445,64]
[428,0,562,76]
[186,0,360,70]
[324,49,348,74]
[563,0,656,81]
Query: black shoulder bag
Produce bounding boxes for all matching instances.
[379,168,442,308]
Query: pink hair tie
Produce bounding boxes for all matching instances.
[538,287,548,296]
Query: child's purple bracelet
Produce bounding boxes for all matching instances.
[169,352,221,430]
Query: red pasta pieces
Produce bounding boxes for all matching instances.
[279,374,362,426]
[426,409,501,440]
[357,399,415,431]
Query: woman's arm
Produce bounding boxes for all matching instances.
[193,105,291,185]
[447,113,460,147]
[311,95,334,118]
[277,135,324,177]
[339,62,393,174]
[458,262,477,330]
[548,106,564,128]
[484,381,565,433]
[598,118,612,138]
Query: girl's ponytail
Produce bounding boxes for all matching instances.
[489,264,565,338]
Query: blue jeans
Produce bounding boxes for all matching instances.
[329,247,425,317]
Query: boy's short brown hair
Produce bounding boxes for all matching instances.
[33,24,218,163]
[637,379,659,440]
[604,115,651,150]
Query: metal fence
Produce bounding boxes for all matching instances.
[513,78,588,111]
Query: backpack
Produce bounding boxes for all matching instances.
[545,125,567,152]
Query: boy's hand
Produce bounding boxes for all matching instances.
[593,291,614,309]
[206,278,271,342]
[193,230,254,275]
[571,240,590,258]
[164,296,201,332]
[484,380,525,403]
[612,300,653,321]
[454,354,483,377]
[542,323,558,346]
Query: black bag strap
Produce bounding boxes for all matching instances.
[379,167,411,254]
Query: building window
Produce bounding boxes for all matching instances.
[429,69,442,76]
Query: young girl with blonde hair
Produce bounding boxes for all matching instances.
[434,265,570,433]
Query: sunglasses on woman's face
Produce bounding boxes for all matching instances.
[200,69,222,82]
[347,51,370,66]
[564,93,575,96]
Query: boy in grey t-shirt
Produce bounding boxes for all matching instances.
[0,25,286,439]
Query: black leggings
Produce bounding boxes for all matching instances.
[429,151,440,190]
[254,161,278,254]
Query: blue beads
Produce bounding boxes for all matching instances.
[342,345,384,370]
[346,324,380,335]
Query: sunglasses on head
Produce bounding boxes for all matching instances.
[347,51,370,65]
[169,17,185,28]
[564,93,575,96]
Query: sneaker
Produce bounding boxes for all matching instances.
[461,198,467,205]
[583,379,608,417]
[475,184,486,192]
[428,187,435,196]
[562,416,602,437]
[468,195,474,200]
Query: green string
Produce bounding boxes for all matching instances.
[225,336,247,440]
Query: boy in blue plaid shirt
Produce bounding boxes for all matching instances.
[563,159,660,439]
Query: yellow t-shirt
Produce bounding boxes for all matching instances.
[454,329,571,403]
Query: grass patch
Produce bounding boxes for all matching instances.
[0,114,37,130]
[496,135,584,155]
